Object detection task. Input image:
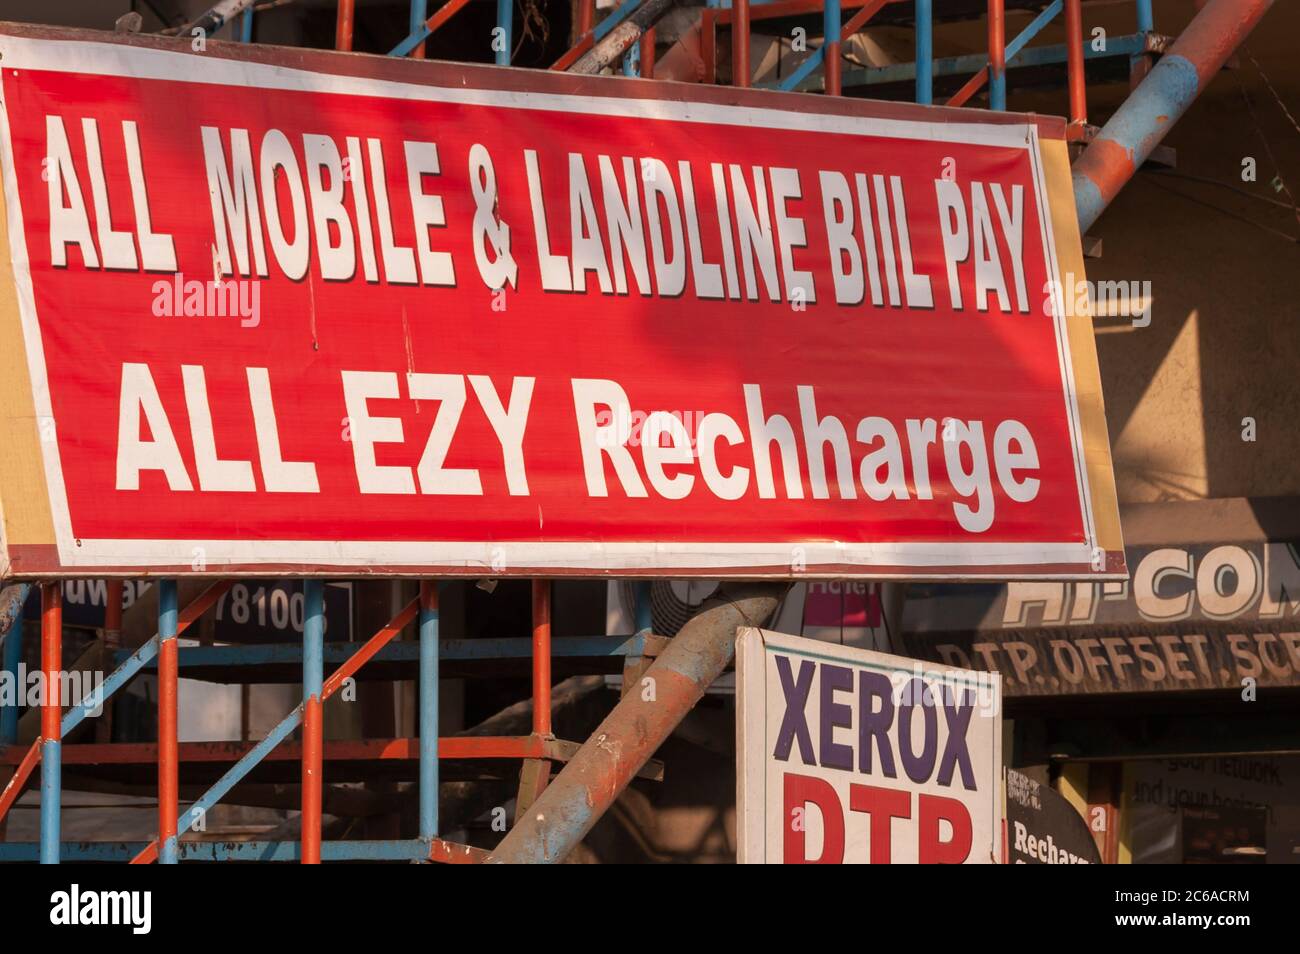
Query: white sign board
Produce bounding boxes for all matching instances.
[737,629,1003,863]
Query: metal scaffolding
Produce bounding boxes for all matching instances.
[0,0,1273,864]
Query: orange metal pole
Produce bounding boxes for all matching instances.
[988,0,1006,109]
[301,693,322,862]
[640,26,656,79]
[301,580,324,865]
[157,581,179,864]
[733,0,750,87]
[103,580,123,651]
[840,0,888,42]
[1064,0,1086,125]
[0,740,41,825]
[336,0,356,52]
[551,34,595,71]
[531,581,552,736]
[39,583,61,862]
[946,66,989,107]
[824,0,842,96]
[40,585,61,743]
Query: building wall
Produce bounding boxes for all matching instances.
[1028,0,1300,505]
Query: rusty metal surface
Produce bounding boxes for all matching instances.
[1072,0,1274,232]
[487,583,785,863]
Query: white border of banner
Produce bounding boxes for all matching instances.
[0,35,1098,574]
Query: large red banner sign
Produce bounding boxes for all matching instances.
[0,27,1122,579]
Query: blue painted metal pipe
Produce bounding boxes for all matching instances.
[411,0,429,38]
[0,583,27,745]
[239,7,253,42]
[622,41,641,77]
[1006,0,1062,61]
[1073,0,1274,233]
[915,0,932,104]
[62,636,159,737]
[179,706,304,837]
[768,32,1147,93]
[495,0,513,65]
[39,740,60,864]
[39,583,61,864]
[120,634,650,669]
[0,839,435,863]
[159,582,178,639]
[633,582,652,635]
[302,580,324,862]
[988,0,1007,110]
[594,0,647,42]
[1135,0,1154,34]
[303,582,324,703]
[823,0,841,94]
[418,582,439,841]
[778,43,826,92]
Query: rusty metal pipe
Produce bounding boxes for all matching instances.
[569,0,676,75]
[488,583,786,863]
[1073,0,1274,232]
[186,0,255,36]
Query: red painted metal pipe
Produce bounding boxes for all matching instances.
[40,584,61,743]
[577,0,594,38]
[987,0,1006,108]
[841,0,888,41]
[103,580,123,651]
[824,40,842,95]
[640,26,656,79]
[489,584,784,863]
[733,0,750,87]
[702,9,717,83]
[6,735,555,767]
[987,0,1005,72]
[0,740,40,824]
[531,581,551,737]
[1064,0,1086,125]
[131,596,419,865]
[336,0,355,52]
[421,0,474,45]
[946,67,988,107]
[301,695,322,863]
[1073,0,1274,232]
[323,598,418,699]
[551,34,595,70]
[157,613,178,863]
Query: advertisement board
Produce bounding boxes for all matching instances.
[898,499,1300,695]
[1005,767,1099,864]
[737,628,1001,863]
[0,24,1121,580]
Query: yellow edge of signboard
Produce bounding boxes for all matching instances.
[1041,137,1124,559]
[0,179,53,569]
